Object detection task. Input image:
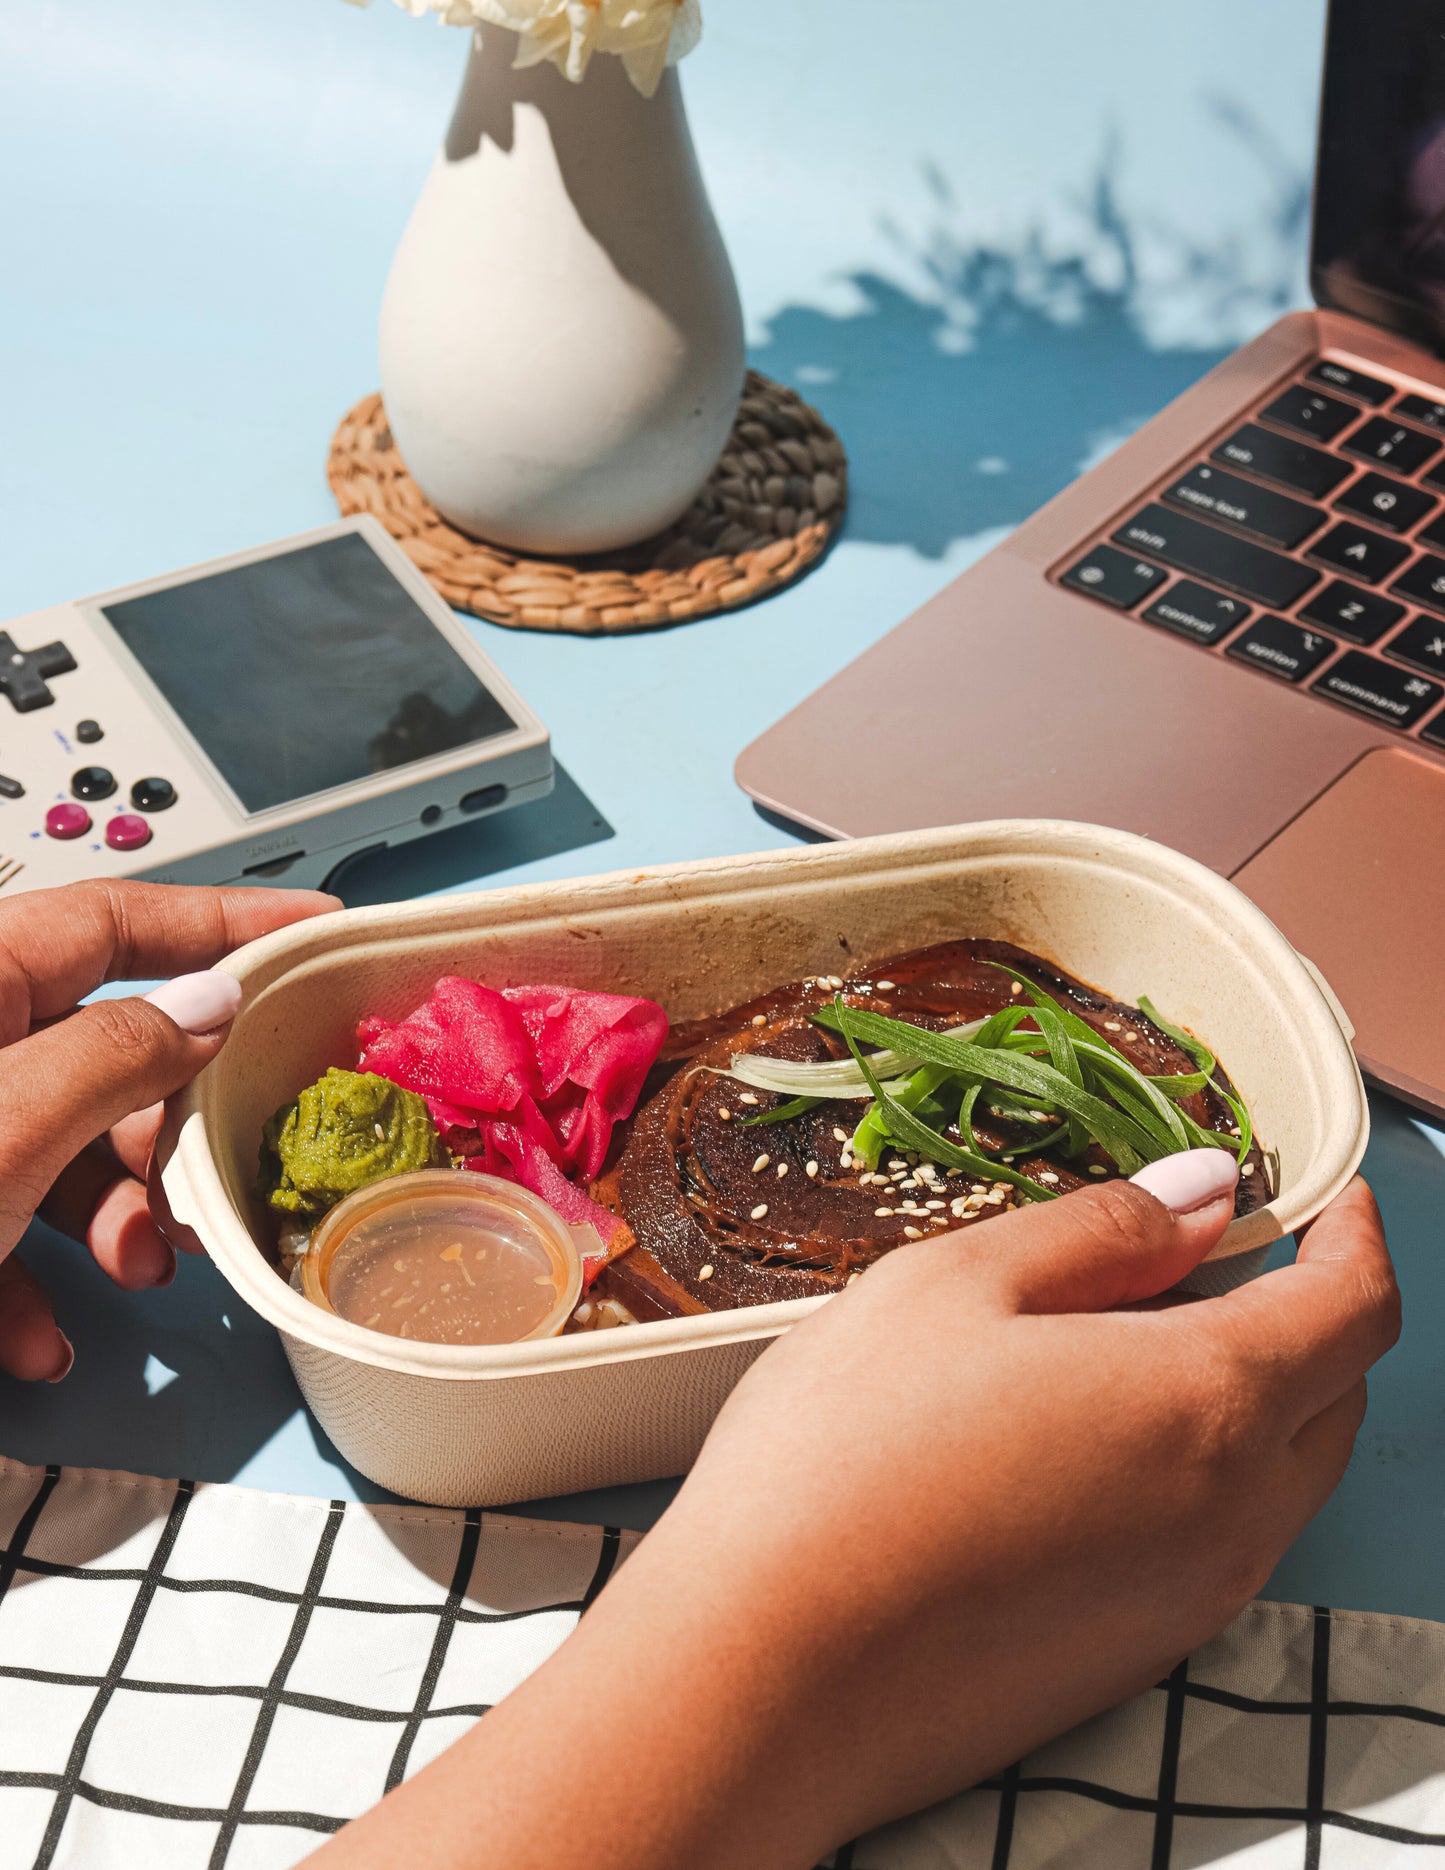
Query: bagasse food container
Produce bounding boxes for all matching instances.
[160,822,1369,1507]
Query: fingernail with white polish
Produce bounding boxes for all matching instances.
[47,1333,74,1384]
[1130,1149,1239,1215]
[144,971,242,1036]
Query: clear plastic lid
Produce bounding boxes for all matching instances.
[302,1169,584,1347]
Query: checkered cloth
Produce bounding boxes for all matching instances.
[1,1459,1443,1869]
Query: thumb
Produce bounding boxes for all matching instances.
[983,1148,1240,1315]
[0,971,241,1249]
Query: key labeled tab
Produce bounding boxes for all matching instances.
[1225,615,1336,684]
[1307,361,1393,406]
[1213,424,1351,500]
[1334,472,1438,535]
[1162,464,1324,549]
[1060,545,1166,609]
[1112,505,1319,608]
[1298,580,1405,645]
[1142,580,1250,646]
[1312,650,1442,729]
[1384,615,1445,678]
[1308,522,1412,585]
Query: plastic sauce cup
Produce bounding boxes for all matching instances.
[302,1170,583,1347]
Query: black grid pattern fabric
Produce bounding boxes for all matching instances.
[4,1462,1445,1868]
[0,1458,632,1868]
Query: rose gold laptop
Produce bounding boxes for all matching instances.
[736,0,1445,1119]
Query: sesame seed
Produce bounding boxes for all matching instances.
[926,1199,946,1210]
[965,1195,986,1211]
[1241,1162,1256,1177]
[718,1107,732,1121]
[698,1263,714,1280]
[971,1184,988,1195]
[917,1164,937,1182]
[946,1167,963,1178]
[840,1152,854,1169]
[901,1200,920,1213]
[829,975,844,990]
[1038,1171,1060,1185]
[806,1160,819,1178]
[903,1226,923,1239]
[992,1181,1011,1191]
[1104,1021,1122,1032]
[1010,981,1023,996]
[876,980,895,991]
[834,1127,850,1143]
[899,1177,918,1190]
[985,1192,1006,1206]
[906,1152,919,1165]
[750,1203,768,1221]
[751,1013,767,1027]
[752,1153,770,1174]
[374,1123,386,1141]
[1089,1165,1108,1176]
[848,1270,862,1283]
[739,1092,759,1106]
[776,1161,789,1178]
[874,1206,894,1218]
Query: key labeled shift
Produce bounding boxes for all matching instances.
[1112,506,1319,608]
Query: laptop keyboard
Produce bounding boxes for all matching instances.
[1057,357,1445,746]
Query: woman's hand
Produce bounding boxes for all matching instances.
[0,878,336,1383]
[313,1159,1398,1870]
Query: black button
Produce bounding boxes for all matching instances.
[1213,424,1351,500]
[459,783,507,815]
[1161,464,1324,550]
[1306,361,1393,406]
[1342,417,1442,476]
[1307,522,1412,586]
[1394,392,1445,432]
[1390,553,1445,615]
[1259,385,1359,444]
[129,776,177,813]
[1415,511,1445,553]
[1112,505,1319,609]
[420,804,443,826]
[0,633,76,714]
[71,766,117,802]
[1142,580,1250,646]
[1384,616,1445,678]
[1421,708,1445,749]
[0,775,24,800]
[75,719,103,745]
[1312,650,1442,728]
[1060,545,1167,609]
[1334,473,1438,535]
[1226,616,1336,684]
[1298,581,1404,645]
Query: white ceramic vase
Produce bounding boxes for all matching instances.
[379,27,745,555]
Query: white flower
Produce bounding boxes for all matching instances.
[345,0,702,96]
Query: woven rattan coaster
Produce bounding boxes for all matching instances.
[326,370,846,635]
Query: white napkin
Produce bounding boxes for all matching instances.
[0,1457,1441,1869]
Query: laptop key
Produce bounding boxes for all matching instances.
[1060,545,1167,609]
[1393,392,1445,432]
[1384,615,1445,679]
[1414,510,1445,553]
[1142,580,1250,646]
[1307,361,1394,406]
[1391,553,1445,614]
[1308,521,1412,585]
[1342,417,1443,476]
[1212,424,1351,499]
[1112,506,1319,608]
[1225,616,1336,684]
[1162,464,1324,549]
[1421,709,1445,749]
[1298,581,1405,645]
[1334,472,1438,535]
[1258,385,1359,444]
[1311,651,1442,729]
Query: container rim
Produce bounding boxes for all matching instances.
[161,819,1369,1382]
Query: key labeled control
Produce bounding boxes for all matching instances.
[1112,506,1319,608]
[1060,546,1166,608]
[1162,464,1324,550]
[1226,616,1336,684]
[1312,651,1442,728]
[1142,580,1250,646]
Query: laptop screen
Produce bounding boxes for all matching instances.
[1313,0,1445,351]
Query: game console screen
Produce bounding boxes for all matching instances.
[1313,0,1445,346]
[99,533,516,814]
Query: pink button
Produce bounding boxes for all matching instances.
[45,802,91,840]
[105,813,152,853]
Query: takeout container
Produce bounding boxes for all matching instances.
[160,822,1368,1507]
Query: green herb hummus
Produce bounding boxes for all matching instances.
[259,1068,448,1216]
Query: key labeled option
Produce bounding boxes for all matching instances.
[1307,361,1393,405]
[1298,581,1405,645]
[1384,615,1445,678]
[1060,546,1167,609]
[1112,505,1319,608]
[1142,580,1250,646]
[1334,472,1438,535]
[1312,651,1441,729]
[1390,553,1445,614]
[1213,424,1351,499]
[1162,464,1324,549]
[1308,522,1412,585]
[1259,385,1359,444]
[1225,615,1335,684]
[1343,417,1442,476]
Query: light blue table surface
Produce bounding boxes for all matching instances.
[3,0,1444,1619]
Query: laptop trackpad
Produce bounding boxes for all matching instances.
[1234,748,1445,1113]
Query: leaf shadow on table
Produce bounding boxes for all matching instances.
[749,105,1310,561]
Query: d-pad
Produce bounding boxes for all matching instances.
[0,633,76,713]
